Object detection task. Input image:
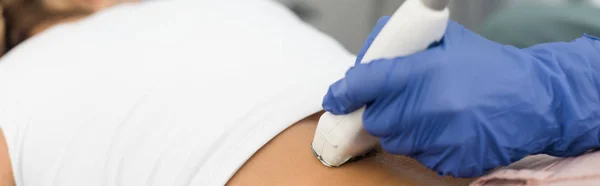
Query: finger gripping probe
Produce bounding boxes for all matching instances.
[311,0,450,167]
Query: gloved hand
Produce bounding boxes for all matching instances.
[323,16,600,178]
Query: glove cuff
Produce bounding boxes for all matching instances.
[525,35,600,157]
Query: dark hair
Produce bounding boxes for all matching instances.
[2,0,90,52]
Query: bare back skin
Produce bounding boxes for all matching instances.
[0,130,14,186]
[228,113,474,186]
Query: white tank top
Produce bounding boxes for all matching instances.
[0,0,354,185]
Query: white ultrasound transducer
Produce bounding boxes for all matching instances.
[311,0,451,167]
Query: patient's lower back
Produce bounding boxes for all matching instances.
[228,113,474,186]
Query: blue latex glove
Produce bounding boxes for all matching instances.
[323,16,600,178]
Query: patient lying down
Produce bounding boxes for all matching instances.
[0,0,598,185]
[0,0,475,184]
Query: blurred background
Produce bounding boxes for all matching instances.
[277,0,600,53]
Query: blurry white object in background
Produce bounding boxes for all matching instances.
[277,0,511,53]
[278,0,600,54]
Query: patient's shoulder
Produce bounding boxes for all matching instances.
[227,113,473,186]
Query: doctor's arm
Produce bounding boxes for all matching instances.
[323,17,600,178]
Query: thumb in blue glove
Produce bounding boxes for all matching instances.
[323,16,600,178]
